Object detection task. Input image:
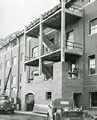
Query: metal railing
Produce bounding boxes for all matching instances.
[68,4,82,12]
[25,51,39,61]
[65,41,82,51]
[41,42,61,55]
[25,41,82,61]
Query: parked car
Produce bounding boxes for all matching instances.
[0,95,15,114]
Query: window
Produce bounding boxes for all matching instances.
[68,60,78,79]
[12,56,17,65]
[89,18,97,34]
[20,74,22,82]
[32,46,39,58]
[12,76,16,85]
[6,60,10,68]
[89,55,95,74]
[66,30,74,50]
[46,92,52,100]
[90,92,97,107]
[20,53,24,62]
[0,63,3,69]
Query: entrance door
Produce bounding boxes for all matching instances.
[26,93,34,111]
[73,93,81,108]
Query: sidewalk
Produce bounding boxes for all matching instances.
[15,110,47,117]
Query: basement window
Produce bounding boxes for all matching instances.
[46,92,52,100]
[90,92,97,107]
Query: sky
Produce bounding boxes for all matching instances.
[0,0,59,39]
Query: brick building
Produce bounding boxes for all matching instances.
[0,0,97,111]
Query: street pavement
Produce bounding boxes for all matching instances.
[14,110,97,120]
[0,111,97,120]
[0,111,47,120]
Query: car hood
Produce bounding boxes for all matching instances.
[0,100,10,104]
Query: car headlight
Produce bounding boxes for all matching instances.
[0,105,3,108]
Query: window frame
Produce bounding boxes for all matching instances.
[46,92,52,100]
[89,18,97,35]
[88,55,95,75]
[89,92,97,107]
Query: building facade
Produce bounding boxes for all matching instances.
[0,0,97,111]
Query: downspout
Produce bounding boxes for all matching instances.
[17,36,20,103]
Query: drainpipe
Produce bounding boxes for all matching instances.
[16,36,20,110]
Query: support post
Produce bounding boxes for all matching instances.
[61,0,66,62]
[24,27,27,72]
[39,15,43,76]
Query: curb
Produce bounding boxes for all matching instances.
[15,110,47,117]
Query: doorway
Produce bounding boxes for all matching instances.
[26,93,35,111]
[73,93,81,108]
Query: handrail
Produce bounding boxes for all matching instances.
[41,42,61,55]
[65,41,82,50]
[25,40,82,61]
[25,51,39,61]
[70,4,82,11]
